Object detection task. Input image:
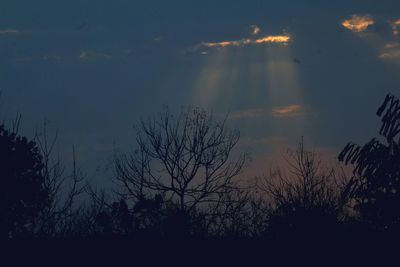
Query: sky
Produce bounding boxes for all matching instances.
[1,0,400,182]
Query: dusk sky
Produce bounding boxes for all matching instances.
[1,0,400,182]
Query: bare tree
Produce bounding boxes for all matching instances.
[114,107,246,213]
[33,121,86,237]
[257,139,352,223]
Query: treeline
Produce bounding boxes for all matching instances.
[2,94,400,243]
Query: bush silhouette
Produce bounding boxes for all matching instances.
[0,125,49,238]
[258,139,349,241]
[339,94,400,232]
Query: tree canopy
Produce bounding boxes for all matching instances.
[0,125,49,237]
[339,94,400,231]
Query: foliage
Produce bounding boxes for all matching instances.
[0,124,49,237]
[339,94,400,230]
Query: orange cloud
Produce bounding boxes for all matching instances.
[272,105,302,118]
[202,34,291,49]
[254,35,291,44]
[342,15,375,33]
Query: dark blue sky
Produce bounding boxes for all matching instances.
[1,0,400,180]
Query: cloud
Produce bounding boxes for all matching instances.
[380,42,400,61]
[342,15,375,33]
[250,25,261,35]
[202,34,291,49]
[230,105,303,120]
[79,50,112,60]
[183,24,290,54]
[79,51,88,59]
[343,16,400,62]
[379,51,400,60]
[272,105,303,118]
[153,36,163,43]
[254,35,291,44]
[384,43,400,49]
[202,38,253,48]
[0,29,19,35]
[392,19,400,36]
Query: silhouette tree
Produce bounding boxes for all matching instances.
[0,124,49,238]
[339,94,400,232]
[33,122,86,237]
[114,107,246,235]
[257,139,350,241]
[90,198,133,236]
[204,188,268,238]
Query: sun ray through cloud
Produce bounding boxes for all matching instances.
[190,26,292,108]
[261,43,309,137]
[190,49,230,107]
